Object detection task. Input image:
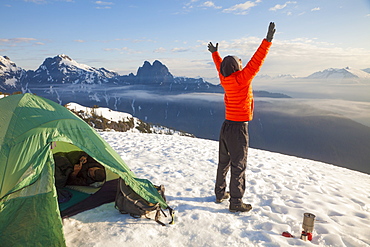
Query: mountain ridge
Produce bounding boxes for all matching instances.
[0,55,223,93]
[306,67,370,79]
[257,67,370,80]
[1,55,369,92]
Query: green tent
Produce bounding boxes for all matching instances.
[0,93,167,246]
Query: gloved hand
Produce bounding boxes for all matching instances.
[266,22,276,42]
[208,42,218,53]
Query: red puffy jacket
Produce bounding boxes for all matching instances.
[212,39,272,122]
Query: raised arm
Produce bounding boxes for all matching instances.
[208,42,223,73]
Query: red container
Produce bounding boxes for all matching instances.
[301,231,313,241]
[282,232,294,238]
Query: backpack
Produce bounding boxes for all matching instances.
[115,178,174,226]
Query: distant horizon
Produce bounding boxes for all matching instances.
[2,53,370,80]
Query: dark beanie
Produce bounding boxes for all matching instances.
[220,56,240,77]
[94,168,106,182]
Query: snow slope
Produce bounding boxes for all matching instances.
[63,132,370,247]
[65,102,193,136]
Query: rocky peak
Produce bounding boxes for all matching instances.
[136,60,174,85]
[58,54,73,61]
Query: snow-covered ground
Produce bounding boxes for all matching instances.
[66,102,134,123]
[63,132,370,247]
[65,102,192,136]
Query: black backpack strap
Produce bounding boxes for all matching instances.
[155,210,166,226]
[168,207,175,225]
[153,206,175,226]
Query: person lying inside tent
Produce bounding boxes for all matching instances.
[53,151,113,214]
[66,154,106,187]
[54,151,106,189]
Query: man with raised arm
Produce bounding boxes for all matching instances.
[208,22,275,212]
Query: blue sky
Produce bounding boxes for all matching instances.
[1,0,370,80]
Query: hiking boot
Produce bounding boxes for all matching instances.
[215,192,230,203]
[229,203,252,213]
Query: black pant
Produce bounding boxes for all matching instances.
[215,120,249,205]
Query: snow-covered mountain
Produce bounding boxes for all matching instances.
[0,55,220,92]
[63,131,370,247]
[275,74,299,79]
[256,74,298,80]
[257,67,370,81]
[306,67,370,79]
[363,68,370,74]
[26,54,120,85]
[0,56,26,90]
